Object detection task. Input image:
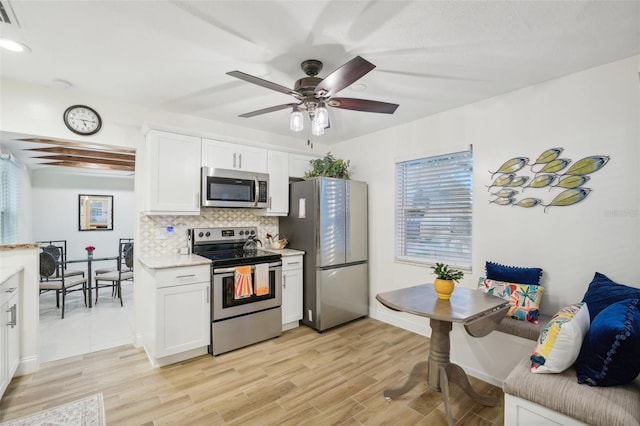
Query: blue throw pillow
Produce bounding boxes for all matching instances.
[581,272,640,322]
[574,299,640,387]
[485,261,543,285]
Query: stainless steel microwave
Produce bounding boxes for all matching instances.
[201,167,269,208]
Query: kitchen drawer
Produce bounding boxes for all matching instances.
[282,255,303,271]
[154,265,210,288]
[1,272,20,306]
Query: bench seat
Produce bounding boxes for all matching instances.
[496,314,552,341]
[504,358,640,426]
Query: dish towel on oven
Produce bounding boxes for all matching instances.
[254,263,270,296]
[234,265,253,299]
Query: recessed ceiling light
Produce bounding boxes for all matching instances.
[52,79,73,90]
[0,38,31,53]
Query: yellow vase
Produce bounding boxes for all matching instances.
[434,278,455,300]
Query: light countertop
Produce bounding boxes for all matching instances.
[263,248,305,257]
[0,243,40,251]
[138,254,211,269]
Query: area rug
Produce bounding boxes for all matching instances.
[0,393,105,426]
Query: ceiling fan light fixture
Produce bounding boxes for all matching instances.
[311,118,324,136]
[315,103,329,128]
[289,109,304,132]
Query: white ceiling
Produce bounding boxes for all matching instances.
[1,0,639,151]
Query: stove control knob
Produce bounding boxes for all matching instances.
[198,232,204,238]
[205,231,211,237]
[239,230,244,236]
[250,230,255,235]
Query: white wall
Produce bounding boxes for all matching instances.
[30,170,135,264]
[333,55,640,383]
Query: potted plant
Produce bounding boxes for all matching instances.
[304,152,351,179]
[431,263,464,300]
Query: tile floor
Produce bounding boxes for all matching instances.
[38,281,135,363]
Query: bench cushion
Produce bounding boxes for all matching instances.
[504,358,640,426]
[496,314,551,341]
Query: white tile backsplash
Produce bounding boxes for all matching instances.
[139,209,278,257]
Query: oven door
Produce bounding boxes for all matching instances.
[212,262,282,321]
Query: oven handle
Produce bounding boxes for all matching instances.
[213,261,282,275]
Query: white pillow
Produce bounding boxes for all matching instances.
[530,302,590,374]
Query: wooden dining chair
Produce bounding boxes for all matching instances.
[94,241,134,306]
[39,250,88,319]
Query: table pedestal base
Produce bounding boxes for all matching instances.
[383,319,498,425]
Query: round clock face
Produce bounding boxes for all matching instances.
[63,105,102,135]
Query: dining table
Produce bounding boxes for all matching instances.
[66,255,119,308]
[376,283,510,426]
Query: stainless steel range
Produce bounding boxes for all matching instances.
[190,226,282,355]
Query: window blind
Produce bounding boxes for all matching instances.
[0,155,20,244]
[395,150,473,269]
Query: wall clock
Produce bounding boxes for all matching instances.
[63,105,102,135]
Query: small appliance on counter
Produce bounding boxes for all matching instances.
[190,226,282,355]
[279,177,369,332]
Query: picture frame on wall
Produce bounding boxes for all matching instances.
[79,194,113,231]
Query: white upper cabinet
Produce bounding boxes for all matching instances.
[145,130,201,215]
[260,150,289,216]
[202,138,267,173]
[289,153,321,178]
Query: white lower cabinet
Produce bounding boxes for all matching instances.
[146,264,210,363]
[1,271,20,398]
[281,255,303,330]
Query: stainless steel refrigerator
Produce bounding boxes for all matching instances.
[279,177,368,332]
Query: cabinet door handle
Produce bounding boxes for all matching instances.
[176,274,196,279]
[7,304,16,328]
[283,275,286,288]
[233,153,237,168]
[287,262,300,265]
[206,286,210,304]
[268,196,272,209]
[239,153,242,169]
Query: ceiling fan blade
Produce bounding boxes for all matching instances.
[315,56,376,98]
[227,71,297,96]
[329,98,399,114]
[238,103,299,118]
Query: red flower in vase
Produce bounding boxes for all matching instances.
[85,246,96,253]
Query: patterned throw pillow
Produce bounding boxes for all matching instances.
[478,277,544,323]
[530,302,590,373]
[485,261,543,286]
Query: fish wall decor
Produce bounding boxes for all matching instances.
[488,148,609,212]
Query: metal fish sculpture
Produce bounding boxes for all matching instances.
[515,198,543,208]
[564,156,610,176]
[543,188,592,212]
[530,148,563,169]
[524,174,555,190]
[490,157,529,177]
[487,173,515,190]
[490,197,516,206]
[504,176,529,188]
[537,158,571,174]
[490,189,519,198]
[552,175,590,190]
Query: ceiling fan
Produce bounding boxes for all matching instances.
[227,56,399,137]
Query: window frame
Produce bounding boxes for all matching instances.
[394,147,473,270]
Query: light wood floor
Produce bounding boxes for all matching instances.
[0,318,504,425]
